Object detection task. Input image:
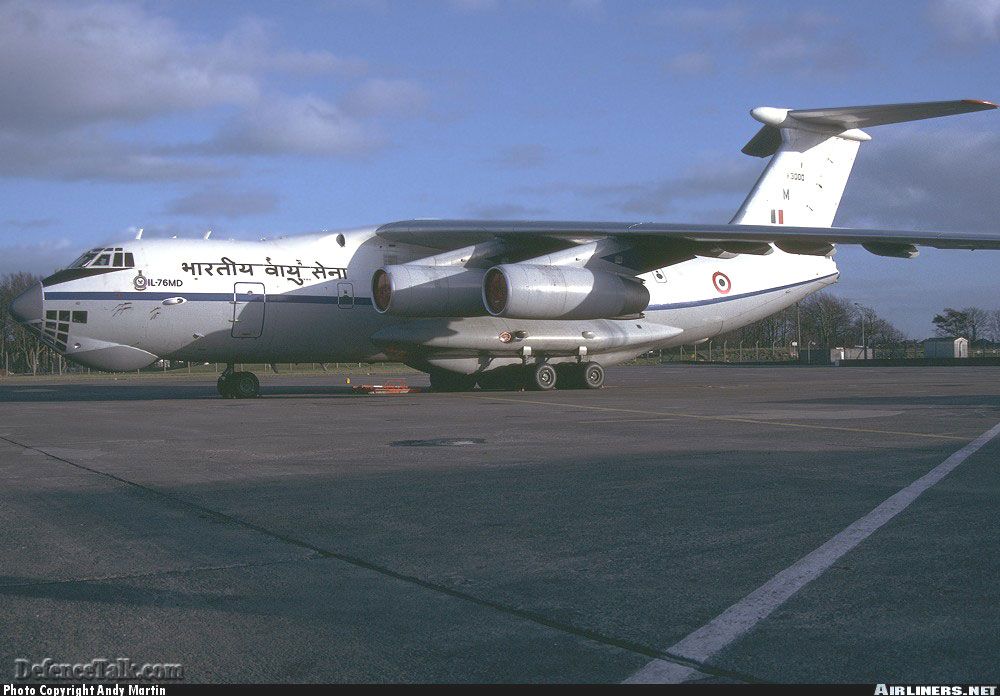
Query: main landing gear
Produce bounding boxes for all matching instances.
[217,363,261,399]
[431,362,605,392]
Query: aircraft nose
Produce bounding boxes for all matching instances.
[9,282,43,324]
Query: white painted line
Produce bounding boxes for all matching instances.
[625,420,1000,684]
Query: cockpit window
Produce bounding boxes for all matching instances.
[68,250,101,268]
[68,247,135,269]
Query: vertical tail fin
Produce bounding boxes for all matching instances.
[730,99,996,228]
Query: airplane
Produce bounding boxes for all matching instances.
[8,99,1000,398]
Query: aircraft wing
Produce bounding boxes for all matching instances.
[375,219,1000,273]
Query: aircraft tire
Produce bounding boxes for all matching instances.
[429,370,477,392]
[581,362,605,389]
[217,375,232,398]
[528,363,557,391]
[231,371,260,398]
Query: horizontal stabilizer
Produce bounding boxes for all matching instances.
[786,99,996,130]
[742,99,996,157]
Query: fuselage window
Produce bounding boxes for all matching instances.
[113,252,123,267]
[124,252,135,267]
[71,311,87,324]
[92,253,112,267]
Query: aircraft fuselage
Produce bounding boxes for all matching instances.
[21,227,837,374]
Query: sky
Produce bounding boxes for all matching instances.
[1,0,998,338]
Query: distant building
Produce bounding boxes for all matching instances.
[923,337,969,359]
[830,346,874,364]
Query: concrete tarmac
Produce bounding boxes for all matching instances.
[0,365,997,683]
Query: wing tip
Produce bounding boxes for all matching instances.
[962,98,998,110]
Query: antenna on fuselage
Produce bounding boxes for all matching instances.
[134,228,143,240]
[203,230,212,240]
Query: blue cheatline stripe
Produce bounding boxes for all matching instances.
[44,275,830,310]
[646,273,838,311]
[44,291,373,306]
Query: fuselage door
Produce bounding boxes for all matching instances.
[232,282,266,338]
[337,282,354,309]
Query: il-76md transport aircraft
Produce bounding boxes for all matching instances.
[9,99,1000,397]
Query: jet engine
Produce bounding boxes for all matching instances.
[482,264,649,320]
[371,265,487,316]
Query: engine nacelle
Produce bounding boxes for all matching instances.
[372,265,487,317]
[482,264,649,319]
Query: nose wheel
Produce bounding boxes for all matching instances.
[217,365,260,398]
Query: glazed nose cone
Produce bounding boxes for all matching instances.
[9,282,42,324]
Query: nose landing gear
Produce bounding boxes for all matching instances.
[217,364,261,398]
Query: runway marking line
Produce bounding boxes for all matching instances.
[624,419,1000,683]
[464,394,971,442]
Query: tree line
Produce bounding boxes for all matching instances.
[931,307,1000,344]
[711,291,906,356]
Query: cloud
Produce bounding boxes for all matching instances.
[523,122,1000,224]
[0,237,77,277]
[653,4,746,30]
[0,129,231,182]
[838,125,1000,232]
[489,144,550,170]
[2,218,57,231]
[202,95,376,157]
[463,202,548,218]
[164,189,280,219]
[1,2,246,132]
[664,51,715,77]
[516,157,759,217]
[927,0,1000,44]
[0,2,368,133]
[567,0,605,18]
[653,6,863,80]
[211,17,368,76]
[0,1,419,181]
[341,79,429,117]
[745,35,865,77]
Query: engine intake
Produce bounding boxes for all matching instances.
[372,265,486,317]
[482,264,649,319]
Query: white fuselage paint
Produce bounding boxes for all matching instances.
[39,227,839,372]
